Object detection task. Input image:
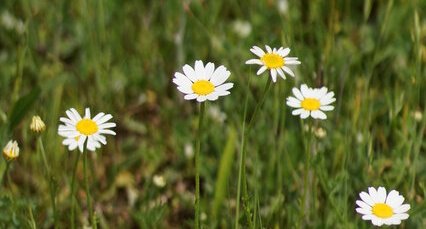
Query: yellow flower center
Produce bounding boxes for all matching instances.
[301,98,321,111]
[372,203,393,219]
[76,119,98,135]
[261,53,285,68]
[192,80,214,95]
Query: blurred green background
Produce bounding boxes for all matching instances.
[0,0,425,228]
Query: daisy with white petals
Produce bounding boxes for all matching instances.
[58,108,116,152]
[173,60,234,102]
[245,45,301,82]
[286,84,335,120]
[356,187,410,226]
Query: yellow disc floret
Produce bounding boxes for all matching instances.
[261,53,285,68]
[192,80,215,95]
[76,119,99,136]
[301,98,321,111]
[372,203,393,219]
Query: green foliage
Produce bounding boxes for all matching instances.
[0,0,425,228]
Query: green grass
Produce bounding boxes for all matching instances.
[0,0,425,228]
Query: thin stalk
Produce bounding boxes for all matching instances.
[195,102,206,229]
[70,152,81,229]
[301,119,314,226]
[236,76,272,229]
[83,151,94,228]
[1,160,10,187]
[235,79,250,229]
[38,137,58,228]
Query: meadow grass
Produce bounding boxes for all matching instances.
[0,0,425,228]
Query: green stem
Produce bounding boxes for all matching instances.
[301,119,314,226]
[1,160,10,188]
[236,77,272,229]
[195,102,206,229]
[70,152,81,229]
[235,84,249,229]
[83,151,94,228]
[38,137,57,228]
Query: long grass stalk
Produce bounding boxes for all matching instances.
[236,77,272,228]
[38,137,58,228]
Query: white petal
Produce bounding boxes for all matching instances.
[60,117,75,125]
[250,46,265,57]
[204,62,215,80]
[270,69,277,82]
[356,200,372,210]
[292,88,304,100]
[311,110,327,119]
[393,213,409,220]
[316,87,328,98]
[196,96,206,102]
[282,66,295,77]
[215,90,230,96]
[182,64,198,82]
[245,59,263,65]
[320,97,336,105]
[92,113,105,122]
[394,204,410,213]
[377,187,387,203]
[77,135,87,153]
[95,114,113,125]
[361,214,374,220]
[84,108,91,119]
[291,108,305,115]
[184,94,198,100]
[215,83,233,92]
[210,66,231,86]
[98,122,116,129]
[286,97,301,108]
[99,129,116,135]
[371,218,384,226]
[277,68,286,80]
[177,86,193,94]
[265,45,272,53]
[206,93,219,101]
[300,84,310,97]
[278,47,290,56]
[300,110,310,119]
[194,60,206,79]
[386,190,404,208]
[256,66,267,75]
[173,72,193,87]
[359,192,375,206]
[93,134,107,145]
[320,105,334,111]
[356,207,371,215]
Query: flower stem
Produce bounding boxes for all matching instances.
[38,137,58,228]
[302,119,314,225]
[83,151,95,228]
[236,76,271,229]
[1,160,10,188]
[195,102,206,229]
[70,152,81,229]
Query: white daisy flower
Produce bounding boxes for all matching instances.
[58,108,116,152]
[245,45,301,82]
[356,187,410,226]
[286,84,335,120]
[173,60,234,102]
